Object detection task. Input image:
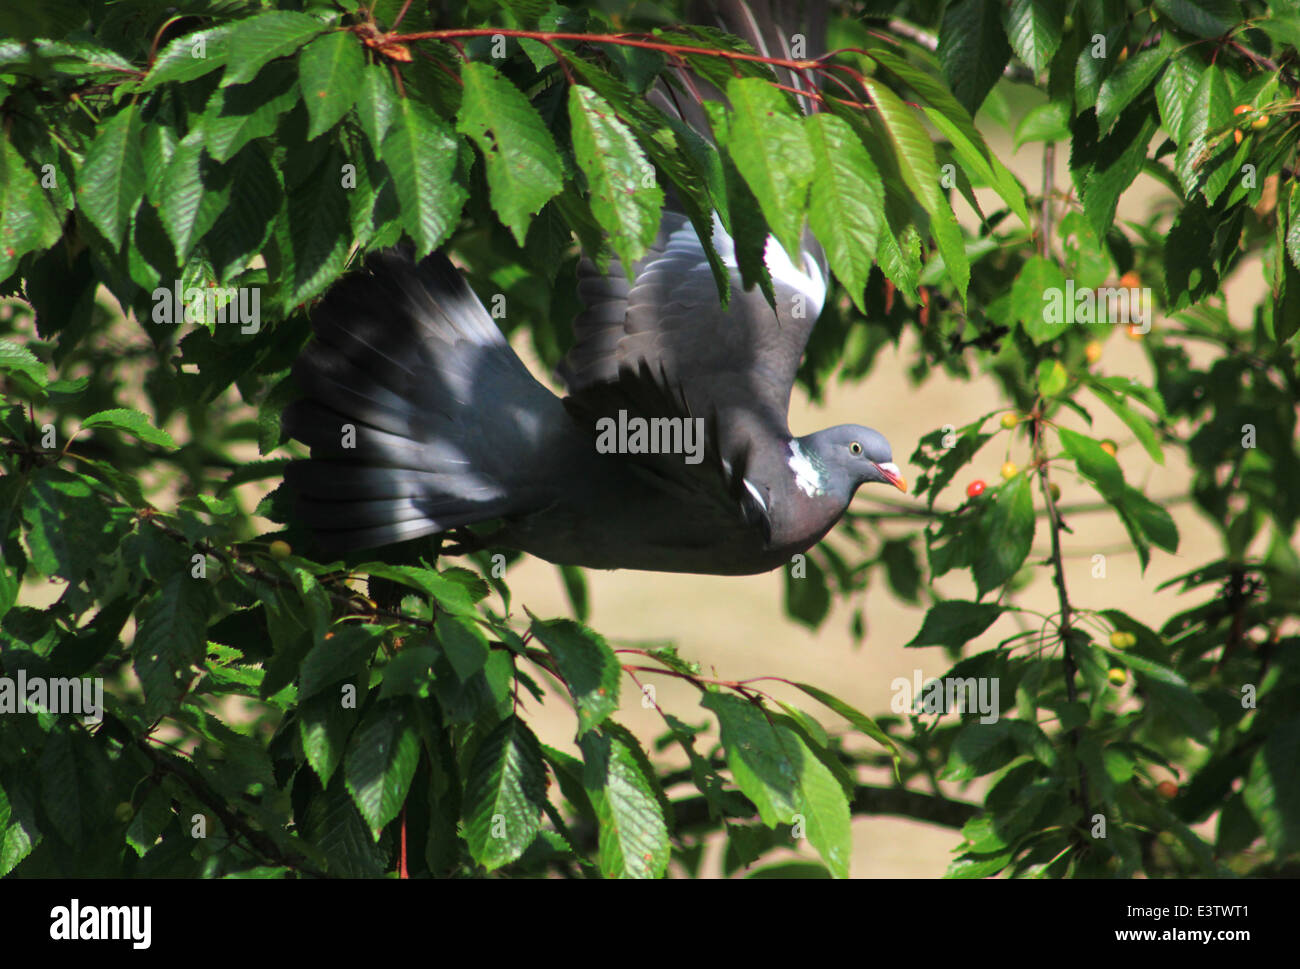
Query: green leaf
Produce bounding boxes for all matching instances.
[359,564,477,615]
[568,84,663,271]
[202,60,299,164]
[156,130,214,264]
[133,573,215,718]
[299,624,383,699]
[1089,382,1164,464]
[0,339,47,387]
[1003,0,1065,75]
[220,11,325,87]
[344,699,420,839]
[863,77,969,304]
[938,0,1013,115]
[1036,359,1068,397]
[1058,426,1125,495]
[0,139,62,279]
[137,25,233,91]
[462,716,548,871]
[529,617,620,736]
[1154,0,1239,38]
[457,61,563,245]
[1011,254,1068,342]
[1244,715,1300,855]
[906,600,1004,649]
[724,77,813,260]
[299,31,364,140]
[1014,100,1070,148]
[275,142,350,304]
[1106,649,1215,742]
[702,692,851,878]
[381,99,465,258]
[804,113,881,312]
[356,63,398,154]
[1155,48,1203,141]
[299,690,361,787]
[77,103,144,249]
[790,681,904,776]
[1084,107,1160,238]
[80,408,177,450]
[1097,46,1169,134]
[974,475,1035,596]
[785,550,831,629]
[579,725,670,878]
[435,613,489,681]
[868,48,1030,229]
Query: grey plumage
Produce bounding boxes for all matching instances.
[281,1,907,574]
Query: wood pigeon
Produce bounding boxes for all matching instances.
[281,1,907,575]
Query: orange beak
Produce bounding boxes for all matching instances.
[876,462,908,493]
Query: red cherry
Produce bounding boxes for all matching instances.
[1156,780,1178,799]
[966,480,986,498]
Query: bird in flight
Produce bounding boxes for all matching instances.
[282,2,907,574]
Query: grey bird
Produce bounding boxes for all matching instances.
[281,2,908,575]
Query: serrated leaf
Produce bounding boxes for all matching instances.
[381,99,465,258]
[868,48,1029,229]
[1004,0,1065,75]
[462,716,548,870]
[1097,46,1170,134]
[0,139,62,278]
[863,77,969,304]
[702,692,851,878]
[529,617,620,736]
[357,63,398,152]
[435,612,489,681]
[568,84,662,270]
[580,725,669,878]
[724,77,812,260]
[974,475,1035,596]
[78,103,144,248]
[80,408,177,450]
[805,113,880,312]
[1154,0,1239,38]
[220,11,325,87]
[790,681,903,776]
[0,339,47,387]
[299,690,361,787]
[1243,715,1300,855]
[138,25,233,91]
[938,0,1013,115]
[299,624,383,699]
[299,31,364,140]
[133,573,214,718]
[344,700,420,838]
[457,61,563,244]
[202,60,299,164]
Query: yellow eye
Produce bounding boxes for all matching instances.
[849,442,862,455]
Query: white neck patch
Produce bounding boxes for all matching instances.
[788,440,823,497]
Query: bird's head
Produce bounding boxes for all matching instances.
[793,425,907,498]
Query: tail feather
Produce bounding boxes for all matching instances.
[282,249,567,553]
